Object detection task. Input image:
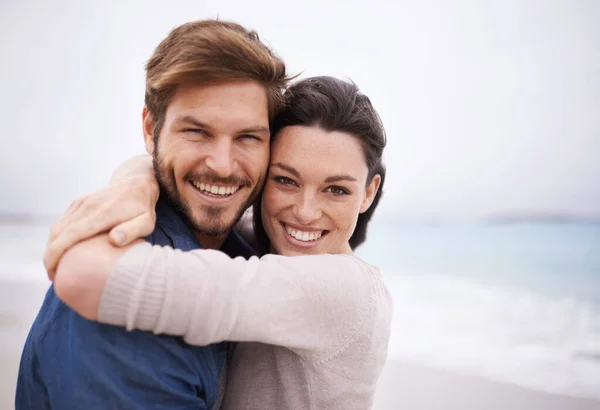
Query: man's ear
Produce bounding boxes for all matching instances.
[142,107,155,155]
[359,174,381,214]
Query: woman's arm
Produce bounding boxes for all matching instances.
[55,239,390,360]
[54,235,143,320]
[109,154,155,183]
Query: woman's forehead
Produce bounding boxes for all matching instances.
[270,126,368,179]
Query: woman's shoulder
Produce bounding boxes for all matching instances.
[338,255,393,320]
[258,252,381,282]
[261,253,389,307]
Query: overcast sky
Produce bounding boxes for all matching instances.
[1,0,599,220]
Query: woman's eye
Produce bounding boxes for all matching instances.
[274,176,297,186]
[327,186,350,196]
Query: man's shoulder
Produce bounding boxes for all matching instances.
[20,289,227,409]
[146,224,171,247]
[25,285,232,380]
[27,285,198,354]
[25,286,70,344]
[26,286,128,349]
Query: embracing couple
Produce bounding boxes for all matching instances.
[16,19,392,410]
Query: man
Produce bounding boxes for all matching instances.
[16,19,290,409]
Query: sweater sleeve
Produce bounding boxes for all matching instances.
[98,242,387,360]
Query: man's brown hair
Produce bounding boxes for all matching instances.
[145,20,291,139]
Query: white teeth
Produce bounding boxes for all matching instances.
[191,181,240,197]
[285,225,323,242]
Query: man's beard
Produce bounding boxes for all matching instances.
[152,150,263,237]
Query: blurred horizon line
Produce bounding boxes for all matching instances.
[3,211,600,226]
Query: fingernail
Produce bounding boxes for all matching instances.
[112,231,126,245]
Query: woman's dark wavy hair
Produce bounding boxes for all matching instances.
[252,76,387,255]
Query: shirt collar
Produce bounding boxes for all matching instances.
[154,196,256,257]
[155,196,202,252]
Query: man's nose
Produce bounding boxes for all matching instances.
[205,139,234,178]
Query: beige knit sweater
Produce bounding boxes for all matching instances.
[98,243,393,410]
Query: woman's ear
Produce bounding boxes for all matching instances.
[359,174,381,214]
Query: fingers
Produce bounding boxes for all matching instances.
[47,191,113,244]
[108,211,156,247]
[45,197,92,279]
[43,177,159,279]
[44,201,148,279]
[47,196,88,243]
[45,204,136,280]
[45,210,112,277]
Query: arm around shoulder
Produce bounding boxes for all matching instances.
[53,234,140,321]
[99,246,389,360]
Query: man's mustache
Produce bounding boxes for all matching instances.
[185,172,252,188]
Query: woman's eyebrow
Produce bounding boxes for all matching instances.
[270,163,301,179]
[324,175,357,183]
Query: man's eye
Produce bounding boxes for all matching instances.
[239,134,262,141]
[183,129,205,134]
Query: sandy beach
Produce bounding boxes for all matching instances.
[2,280,599,410]
[373,360,600,410]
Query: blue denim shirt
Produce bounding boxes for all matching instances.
[16,198,255,410]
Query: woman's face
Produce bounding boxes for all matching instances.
[262,125,380,256]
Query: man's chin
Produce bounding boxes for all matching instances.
[189,220,229,237]
[183,193,251,236]
[189,212,239,237]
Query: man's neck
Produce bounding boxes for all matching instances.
[194,231,228,250]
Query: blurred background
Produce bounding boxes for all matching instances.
[1,1,599,409]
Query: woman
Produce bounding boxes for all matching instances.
[54,76,392,409]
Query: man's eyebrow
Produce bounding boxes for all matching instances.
[324,175,357,183]
[270,163,300,179]
[173,115,207,128]
[173,116,269,135]
[239,126,270,135]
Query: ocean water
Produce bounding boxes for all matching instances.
[2,222,599,400]
[357,220,600,400]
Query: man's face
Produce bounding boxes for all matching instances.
[143,81,270,246]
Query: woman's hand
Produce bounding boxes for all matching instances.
[44,155,159,279]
